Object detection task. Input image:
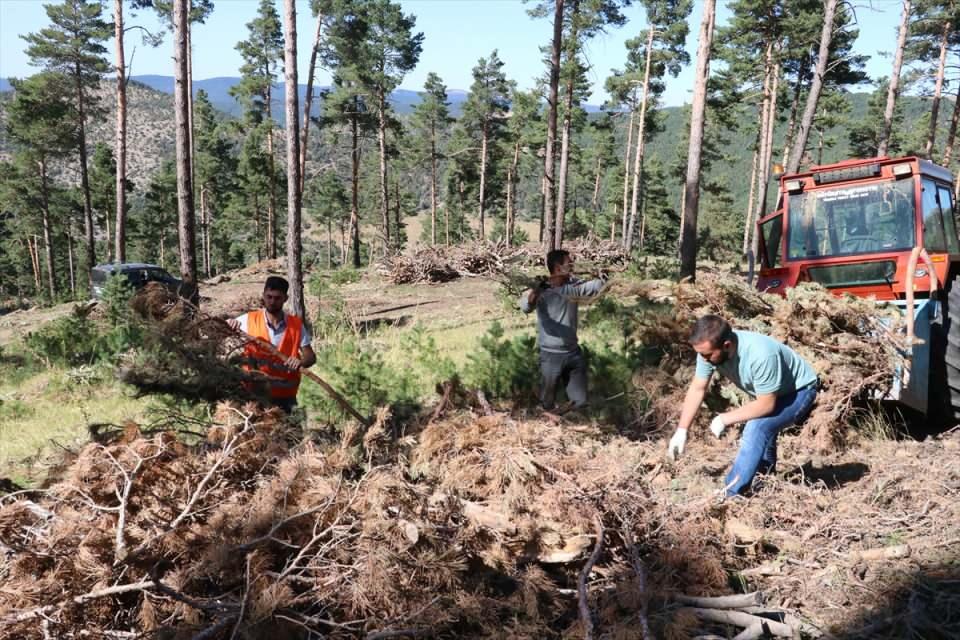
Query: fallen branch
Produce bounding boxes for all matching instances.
[676,592,763,609]
[3,580,156,624]
[623,524,653,640]
[578,515,605,640]
[680,607,794,637]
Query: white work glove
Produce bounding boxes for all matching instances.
[668,429,687,460]
[710,415,726,438]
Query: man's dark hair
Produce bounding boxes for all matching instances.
[264,276,289,294]
[689,314,734,348]
[546,249,570,275]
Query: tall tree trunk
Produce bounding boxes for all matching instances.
[266,87,277,260]
[944,81,960,166]
[478,122,489,239]
[742,129,761,266]
[539,174,546,242]
[104,209,112,263]
[66,218,76,296]
[620,105,635,244]
[394,180,402,250]
[678,0,716,281]
[200,185,209,277]
[187,4,195,189]
[555,0,579,249]
[75,63,96,289]
[299,8,323,200]
[173,0,197,294]
[27,235,40,295]
[254,193,262,261]
[924,19,951,158]
[591,155,602,211]
[555,90,573,248]
[114,0,127,263]
[378,90,391,252]
[780,59,807,167]
[327,217,333,269]
[787,0,837,172]
[817,126,825,164]
[755,47,776,228]
[283,0,304,318]
[878,0,912,158]
[39,158,57,298]
[506,140,521,246]
[751,60,780,282]
[350,105,361,268]
[430,122,438,245]
[458,178,466,240]
[542,0,564,253]
[626,26,655,254]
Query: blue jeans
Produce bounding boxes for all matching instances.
[725,384,818,496]
[539,348,588,410]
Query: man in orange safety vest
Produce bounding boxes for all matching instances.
[228,276,317,412]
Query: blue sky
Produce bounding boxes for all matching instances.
[0,0,906,106]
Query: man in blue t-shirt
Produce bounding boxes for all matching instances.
[667,314,819,496]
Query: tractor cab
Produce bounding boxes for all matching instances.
[756,156,958,300]
[755,156,959,419]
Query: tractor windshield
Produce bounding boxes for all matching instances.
[786,178,915,260]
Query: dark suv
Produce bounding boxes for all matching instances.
[91,263,197,300]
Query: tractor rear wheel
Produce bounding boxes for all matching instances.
[930,274,960,425]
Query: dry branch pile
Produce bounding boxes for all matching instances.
[3,402,959,639]
[379,240,626,285]
[0,406,669,639]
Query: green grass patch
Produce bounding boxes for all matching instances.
[0,364,153,487]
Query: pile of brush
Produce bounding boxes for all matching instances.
[0,401,745,639]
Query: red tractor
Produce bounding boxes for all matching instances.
[755,155,959,421]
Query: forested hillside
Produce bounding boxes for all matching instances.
[0,0,957,302]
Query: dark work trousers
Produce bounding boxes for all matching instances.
[539,348,588,410]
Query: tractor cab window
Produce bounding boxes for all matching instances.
[921,179,949,252]
[936,184,958,253]
[759,214,783,268]
[787,178,915,260]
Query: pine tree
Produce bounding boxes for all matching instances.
[908,0,960,158]
[194,89,237,276]
[609,0,690,252]
[678,0,717,280]
[553,0,628,247]
[321,3,383,265]
[23,0,111,290]
[786,0,840,172]
[132,160,178,267]
[299,0,335,201]
[503,88,542,246]
[3,72,79,299]
[461,51,512,240]
[410,72,453,245]
[283,0,305,318]
[527,0,565,252]
[231,0,283,259]
[306,170,349,268]
[89,143,133,265]
[849,80,907,157]
[173,0,197,294]
[353,0,423,253]
[878,0,913,157]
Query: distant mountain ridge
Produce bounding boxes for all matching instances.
[132,75,480,120]
[0,76,601,119]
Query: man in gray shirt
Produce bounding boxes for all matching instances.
[519,249,606,411]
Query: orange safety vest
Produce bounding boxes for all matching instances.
[242,310,304,400]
